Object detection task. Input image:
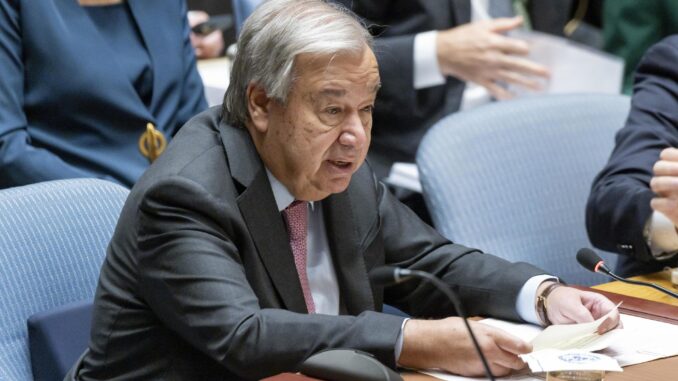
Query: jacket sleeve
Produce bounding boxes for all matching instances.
[587,36,678,262]
[136,176,405,379]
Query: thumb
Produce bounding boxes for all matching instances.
[487,16,524,33]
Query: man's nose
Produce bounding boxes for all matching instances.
[338,112,367,150]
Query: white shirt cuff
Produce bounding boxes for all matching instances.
[394,318,409,363]
[646,211,678,260]
[516,275,557,325]
[413,31,446,89]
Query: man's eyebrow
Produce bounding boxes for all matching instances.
[318,88,346,97]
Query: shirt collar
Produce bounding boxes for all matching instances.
[265,169,315,212]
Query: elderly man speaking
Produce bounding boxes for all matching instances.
[67,0,619,380]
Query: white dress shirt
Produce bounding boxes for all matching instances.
[645,211,678,260]
[413,0,497,110]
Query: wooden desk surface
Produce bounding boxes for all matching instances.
[592,269,678,307]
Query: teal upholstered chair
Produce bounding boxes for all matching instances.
[0,179,128,380]
[417,94,630,286]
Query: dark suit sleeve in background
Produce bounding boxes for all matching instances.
[587,36,678,270]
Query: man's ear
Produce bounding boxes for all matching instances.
[246,82,271,133]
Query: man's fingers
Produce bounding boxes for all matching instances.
[486,16,524,33]
[660,147,678,161]
[650,176,678,195]
[492,34,530,56]
[479,80,514,100]
[489,333,530,372]
[494,69,543,91]
[491,352,527,372]
[497,54,550,78]
[596,313,621,334]
[654,160,678,176]
[492,330,532,355]
[650,197,678,225]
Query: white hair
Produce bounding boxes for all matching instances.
[223,0,373,127]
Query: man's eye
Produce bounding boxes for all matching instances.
[361,105,374,113]
[325,107,341,115]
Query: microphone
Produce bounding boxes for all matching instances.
[370,266,496,381]
[577,248,678,299]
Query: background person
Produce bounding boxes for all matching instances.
[588,35,678,277]
[0,0,207,189]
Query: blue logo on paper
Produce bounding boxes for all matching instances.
[558,353,601,364]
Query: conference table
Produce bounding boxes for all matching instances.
[269,270,678,381]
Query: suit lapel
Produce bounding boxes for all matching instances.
[220,124,308,313]
[322,191,375,315]
[127,0,181,115]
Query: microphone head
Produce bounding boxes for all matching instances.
[577,248,605,273]
[368,266,400,286]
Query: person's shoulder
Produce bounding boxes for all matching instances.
[642,34,678,62]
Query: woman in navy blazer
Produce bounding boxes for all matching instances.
[0,0,207,188]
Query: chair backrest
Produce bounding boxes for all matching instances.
[417,94,630,286]
[232,0,264,35]
[0,179,129,381]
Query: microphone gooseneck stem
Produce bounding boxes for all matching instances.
[604,270,678,299]
[408,270,496,381]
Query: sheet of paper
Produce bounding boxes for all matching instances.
[530,304,622,352]
[507,30,624,96]
[520,350,622,373]
[420,369,540,381]
[420,313,678,381]
[600,314,678,367]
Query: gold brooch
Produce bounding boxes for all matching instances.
[138,122,167,163]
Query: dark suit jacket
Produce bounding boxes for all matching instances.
[587,35,678,277]
[0,0,206,188]
[69,107,543,380]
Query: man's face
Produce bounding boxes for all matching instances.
[251,47,380,201]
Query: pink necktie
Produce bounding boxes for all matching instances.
[282,200,316,313]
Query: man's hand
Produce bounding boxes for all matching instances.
[650,148,678,226]
[399,317,531,377]
[188,10,225,59]
[436,17,549,99]
[543,284,621,334]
